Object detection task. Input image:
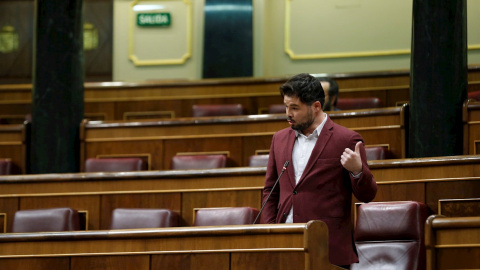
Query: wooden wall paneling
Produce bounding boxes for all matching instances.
[369,156,480,181]
[353,127,404,158]
[116,100,180,120]
[153,254,230,270]
[0,123,27,173]
[374,182,426,204]
[85,140,164,170]
[0,257,70,270]
[231,252,305,270]
[436,248,480,269]
[241,135,273,165]
[100,193,181,229]
[84,102,115,121]
[163,137,244,169]
[0,197,19,233]
[426,180,480,214]
[71,255,150,270]
[19,195,101,231]
[182,190,262,226]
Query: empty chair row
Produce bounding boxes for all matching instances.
[9,206,260,233]
[84,146,394,173]
[9,202,428,269]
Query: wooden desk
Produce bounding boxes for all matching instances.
[425,215,480,270]
[0,221,342,270]
[0,122,29,174]
[0,155,479,232]
[81,106,408,170]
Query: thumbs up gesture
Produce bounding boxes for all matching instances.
[341,141,363,175]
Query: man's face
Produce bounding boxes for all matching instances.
[321,81,332,111]
[284,95,315,133]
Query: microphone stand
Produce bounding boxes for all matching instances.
[253,161,289,224]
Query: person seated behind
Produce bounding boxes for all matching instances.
[318,77,340,111]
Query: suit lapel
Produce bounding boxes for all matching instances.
[285,129,297,188]
[296,117,334,187]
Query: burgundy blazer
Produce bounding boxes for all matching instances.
[261,117,377,266]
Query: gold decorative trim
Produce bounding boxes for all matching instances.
[435,244,480,249]
[129,0,192,66]
[350,125,401,131]
[0,141,23,146]
[365,144,390,150]
[123,111,175,120]
[96,153,152,170]
[254,149,270,155]
[0,213,6,233]
[284,0,480,60]
[175,151,230,157]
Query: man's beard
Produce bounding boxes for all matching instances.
[289,109,314,132]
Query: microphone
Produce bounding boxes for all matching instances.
[253,161,290,224]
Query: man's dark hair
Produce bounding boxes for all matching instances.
[318,77,339,106]
[280,73,325,107]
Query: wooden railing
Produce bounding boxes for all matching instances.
[425,215,480,270]
[0,221,342,270]
[1,66,480,121]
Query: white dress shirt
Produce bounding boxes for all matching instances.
[285,113,328,223]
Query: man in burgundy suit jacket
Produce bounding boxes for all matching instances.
[261,73,377,268]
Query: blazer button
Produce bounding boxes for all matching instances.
[293,190,297,195]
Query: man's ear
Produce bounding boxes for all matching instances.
[313,101,322,112]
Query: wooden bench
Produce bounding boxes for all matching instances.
[425,215,480,269]
[81,106,408,170]
[0,221,341,270]
[2,67,480,121]
[0,155,479,232]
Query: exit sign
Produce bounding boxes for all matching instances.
[137,13,171,27]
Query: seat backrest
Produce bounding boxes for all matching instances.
[170,155,228,170]
[85,157,146,172]
[193,207,260,226]
[267,104,285,114]
[110,208,179,229]
[468,90,480,101]
[12,207,81,233]
[352,201,428,270]
[248,154,269,167]
[191,104,246,117]
[365,146,393,160]
[0,159,13,175]
[336,97,382,110]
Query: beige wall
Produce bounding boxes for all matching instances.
[114,0,480,81]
